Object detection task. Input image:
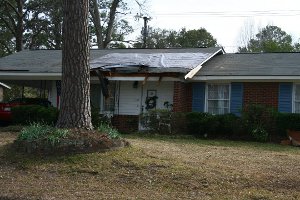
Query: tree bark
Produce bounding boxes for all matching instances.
[89,0,103,49]
[56,0,92,130]
[15,0,23,52]
[103,0,120,48]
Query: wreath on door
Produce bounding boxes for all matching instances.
[145,96,158,110]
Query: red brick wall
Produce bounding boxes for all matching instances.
[112,115,139,133]
[173,82,192,112]
[243,82,279,109]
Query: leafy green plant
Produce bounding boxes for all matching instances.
[251,126,268,142]
[140,109,172,134]
[186,112,219,137]
[97,123,120,139]
[17,122,69,146]
[12,105,59,125]
[91,107,111,127]
[242,104,277,142]
[276,113,300,134]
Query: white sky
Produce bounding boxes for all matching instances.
[126,0,300,52]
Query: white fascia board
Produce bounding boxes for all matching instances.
[0,73,62,80]
[91,76,181,81]
[184,49,224,80]
[0,82,11,89]
[191,76,300,82]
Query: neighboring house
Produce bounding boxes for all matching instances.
[0,82,11,102]
[0,48,299,132]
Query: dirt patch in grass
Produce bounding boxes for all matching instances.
[0,132,300,199]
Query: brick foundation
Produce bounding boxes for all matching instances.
[243,82,279,109]
[173,82,192,112]
[112,115,139,133]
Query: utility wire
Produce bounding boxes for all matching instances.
[124,10,300,18]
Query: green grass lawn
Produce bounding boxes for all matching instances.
[0,131,299,199]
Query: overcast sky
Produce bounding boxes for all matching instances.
[127,0,300,52]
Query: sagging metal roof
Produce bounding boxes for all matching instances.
[90,50,223,74]
[0,47,223,74]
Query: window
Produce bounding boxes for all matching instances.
[206,84,230,115]
[294,84,300,113]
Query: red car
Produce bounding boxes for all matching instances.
[0,98,51,122]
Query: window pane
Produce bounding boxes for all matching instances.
[208,84,229,99]
[207,84,230,115]
[207,100,229,115]
[208,85,218,99]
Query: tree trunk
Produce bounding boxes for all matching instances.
[15,0,23,52]
[103,0,120,48]
[89,0,103,49]
[56,0,92,130]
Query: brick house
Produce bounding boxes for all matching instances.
[190,53,300,117]
[0,49,299,132]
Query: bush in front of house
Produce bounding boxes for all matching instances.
[140,109,172,134]
[241,104,277,142]
[170,112,188,134]
[91,107,112,127]
[186,112,218,137]
[186,112,242,139]
[215,113,245,139]
[276,113,300,136]
[12,105,59,125]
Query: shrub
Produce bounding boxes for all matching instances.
[242,104,277,142]
[186,112,219,137]
[12,105,58,125]
[97,123,120,139]
[170,112,187,135]
[215,113,244,139]
[251,125,268,142]
[186,112,244,139]
[91,107,111,127]
[276,113,300,136]
[17,122,69,146]
[140,109,172,134]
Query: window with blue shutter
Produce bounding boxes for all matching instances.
[230,83,243,116]
[278,83,292,113]
[192,82,205,112]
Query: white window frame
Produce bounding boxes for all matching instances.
[293,83,300,113]
[205,83,231,115]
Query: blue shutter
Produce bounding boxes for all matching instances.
[192,82,205,112]
[230,83,243,116]
[278,83,293,113]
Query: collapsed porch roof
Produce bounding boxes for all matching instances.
[0,47,224,80]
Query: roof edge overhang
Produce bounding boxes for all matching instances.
[0,72,182,82]
[191,75,300,82]
[0,72,62,80]
[184,48,225,80]
[91,76,181,82]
